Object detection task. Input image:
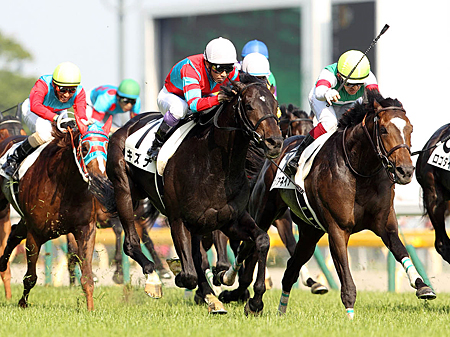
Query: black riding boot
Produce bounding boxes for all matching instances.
[147,120,171,161]
[285,134,314,176]
[1,138,36,180]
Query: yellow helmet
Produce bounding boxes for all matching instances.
[337,50,370,83]
[52,62,81,86]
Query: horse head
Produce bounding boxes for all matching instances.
[228,75,283,159]
[279,104,313,138]
[372,99,414,184]
[74,115,112,181]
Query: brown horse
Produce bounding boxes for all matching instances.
[245,91,435,319]
[67,199,171,286]
[415,124,450,264]
[0,106,27,300]
[0,116,112,310]
[91,74,283,315]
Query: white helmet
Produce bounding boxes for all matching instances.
[242,52,271,77]
[204,37,237,64]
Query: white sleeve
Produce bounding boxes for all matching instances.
[364,71,378,86]
[314,68,338,101]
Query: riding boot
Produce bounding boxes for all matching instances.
[147,120,171,161]
[1,138,36,180]
[285,134,315,176]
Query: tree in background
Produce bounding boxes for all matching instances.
[0,31,36,113]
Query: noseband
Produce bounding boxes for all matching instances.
[343,106,411,183]
[213,82,279,145]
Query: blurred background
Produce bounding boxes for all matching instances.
[0,0,449,292]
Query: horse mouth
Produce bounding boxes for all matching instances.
[394,165,415,185]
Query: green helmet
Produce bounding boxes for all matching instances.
[337,50,370,83]
[117,79,140,99]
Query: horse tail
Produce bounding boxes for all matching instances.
[89,174,118,215]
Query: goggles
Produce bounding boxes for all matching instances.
[118,96,137,105]
[56,86,77,94]
[344,82,363,88]
[211,63,234,74]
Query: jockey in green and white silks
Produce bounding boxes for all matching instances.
[285,50,380,174]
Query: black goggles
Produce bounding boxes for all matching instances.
[345,82,363,88]
[211,63,234,74]
[118,96,137,105]
[57,86,77,94]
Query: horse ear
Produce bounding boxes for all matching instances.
[102,116,113,135]
[269,84,275,95]
[373,99,381,111]
[75,114,88,135]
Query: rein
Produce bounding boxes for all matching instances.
[343,106,410,183]
[213,82,279,145]
[68,127,90,184]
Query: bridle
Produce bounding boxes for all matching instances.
[279,115,313,138]
[342,106,411,183]
[213,82,279,145]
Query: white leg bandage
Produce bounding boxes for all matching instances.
[222,260,242,286]
[401,257,421,288]
[278,290,290,315]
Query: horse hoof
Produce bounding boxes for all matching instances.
[310,282,328,295]
[112,272,124,285]
[416,286,436,300]
[145,271,163,299]
[166,258,182,276]
[244,300,263,317]
[18,299,28,308]
[205,294,227,315]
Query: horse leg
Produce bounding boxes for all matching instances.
[378,212,436,300]
[423,188,450,264]
[19,233,41,308]
[193,235,227,314]
[66,233,79,286]
[169,218,198,290]
[137,221,171,279]
[0,208,12,299]
[0,220,27,272]
[110,218,124,284]
[278,223,324,314]
[73,224,96,310]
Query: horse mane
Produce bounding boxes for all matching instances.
[338,89,403,129]
[280,103,310,119]
[51,124,81,151]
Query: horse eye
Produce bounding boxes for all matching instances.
[82,142,90,156]
[380,126,388,134]
[245,104,253,111]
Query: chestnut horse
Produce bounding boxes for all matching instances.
[0,115,112,310]
[415,124,450,264]
[0,106,27,300]
[92,74,283,315]
[245,92,435,319]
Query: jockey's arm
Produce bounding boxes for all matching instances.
[314,68,338,102]
[29,79,58,121]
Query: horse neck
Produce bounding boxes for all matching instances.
[345,122,383,171]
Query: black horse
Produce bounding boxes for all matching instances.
[92,74,283,315]
[236,91,435,319]
[415,124,450,264]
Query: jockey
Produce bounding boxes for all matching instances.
[285,50,380,175]
[147,37,240,160]
[241,52,281,117]
[90,78,141,132]
[241,39,277,98]
[2,61,88,180]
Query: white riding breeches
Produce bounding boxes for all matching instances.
[308,87,361,132]
[21,98,68,143]
[157,87,189,120]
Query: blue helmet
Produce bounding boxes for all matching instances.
[241,40,269,59]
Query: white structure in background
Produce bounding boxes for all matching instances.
[140,0,450,214]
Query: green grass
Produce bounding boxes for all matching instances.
[0,284,449,337]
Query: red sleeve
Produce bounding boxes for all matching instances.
[73,88,87,120]
[29,79,58,120]
[91,109,105,121]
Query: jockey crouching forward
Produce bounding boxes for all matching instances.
[147,37,240,160]
[2,62,88,180]
[90,79,141,133]
[285,50,380,175]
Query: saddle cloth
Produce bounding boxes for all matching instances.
[124,118,196,176]
[427,138,450,171]
[0,140,51,180]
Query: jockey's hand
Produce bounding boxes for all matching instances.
[80,119,91,126]
[325,89,340,105]
[218,86,236,103]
